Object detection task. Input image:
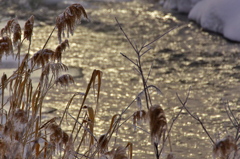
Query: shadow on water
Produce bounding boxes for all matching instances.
[1,1,240,158]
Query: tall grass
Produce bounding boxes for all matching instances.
[0,2,240,159]
[0,3,133,159]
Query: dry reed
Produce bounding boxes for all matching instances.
[56,3,88,43]
[148,104,167,145]
[133,110,147,129]
[0,36,13,60]
[102,146,128,159]
[98,134,109,153]
[0,3,91,159]
[24,15,34,41]
[55,74,74,86]
[2,2,237,159]
[212,135,237,159]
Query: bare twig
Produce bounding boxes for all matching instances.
[176,91,215,145]
[160,87,191,155]
[143,25,179,48]
[120,52,138,66]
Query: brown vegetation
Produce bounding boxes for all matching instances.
[1,2,240,159]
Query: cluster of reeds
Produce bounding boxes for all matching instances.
[0,3,135,159]
[1,2,239,159]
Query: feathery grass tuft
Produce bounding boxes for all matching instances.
[104,146,128,159]
[133,110,147,129]
[24,15,34,42]
[98,134,109,153]
[31,49,54,67]
[0,36,13,60]
[148,104,167,144]
[55,74,74,86]
[166,153,175,159]
[0,3,87,158]
[54,39,69,62]
[56,3,88,43]
[1,18,15,36]
[212,135,237,159]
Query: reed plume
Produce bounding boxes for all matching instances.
[103,146,128,159]
[31,48,54,67]
[56,3,88,43]
[45,122,71,154]
[148,104,167,144]
[0,18,14,36]
[24,15,34,41]
[166,153,175,159]
[53,39,69,62]
[212,135,237,159]
[0,36,13,60]
[133,110,147,129]
[98,134,109,153]
[12,21,21,47]
[55,74,74,86]
[42,62,68,78]
[0,18,21,47]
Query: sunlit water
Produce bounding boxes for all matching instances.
[2,1,240,158]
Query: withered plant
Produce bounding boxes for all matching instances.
[176,88,240,159]
[114,18,179,159]
[0,3,110,159]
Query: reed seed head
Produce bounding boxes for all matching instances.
[104,146,128,159]
[4,120,13,136]
[133,110,147,127]
[98,134,109,153]
[11,21,22,47]
[31,49,54,67]
[148,104,167,144]
[24,15,34,41]
[55,74,74,86]
[166,153,175,159]
[0,36,14,60]
[213,135,237,159]
[1,73,7,87]
[53,39,69,62]
[56,3,88,43]
[0,138,8,156]
[0,19,15,37]
[0,18,21,48]
[41,62,68,87]
[13,109,28,124]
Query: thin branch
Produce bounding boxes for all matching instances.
[159,86,191,155]
[223,100,237,129]
[115,17,138,54]
[120,52,138,66]
[140,47,152,57]
[176,91,215,145]
[135,125,150,134]
[146,62,153,84]
[66,111,98,143]
[226,101,239,126]
[143,25,179,48]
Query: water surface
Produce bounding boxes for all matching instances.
[2,1,240,158]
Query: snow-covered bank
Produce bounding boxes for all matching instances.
[188,0,240,42]
[163,0,201,13]
[163,0,240,42]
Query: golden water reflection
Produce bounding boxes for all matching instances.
[26,1,240,158]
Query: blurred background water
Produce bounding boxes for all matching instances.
[1,0,240,158]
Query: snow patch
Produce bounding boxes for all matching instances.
[163,0,240,42]
[188,0,240,42]
[163,0,201,13]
